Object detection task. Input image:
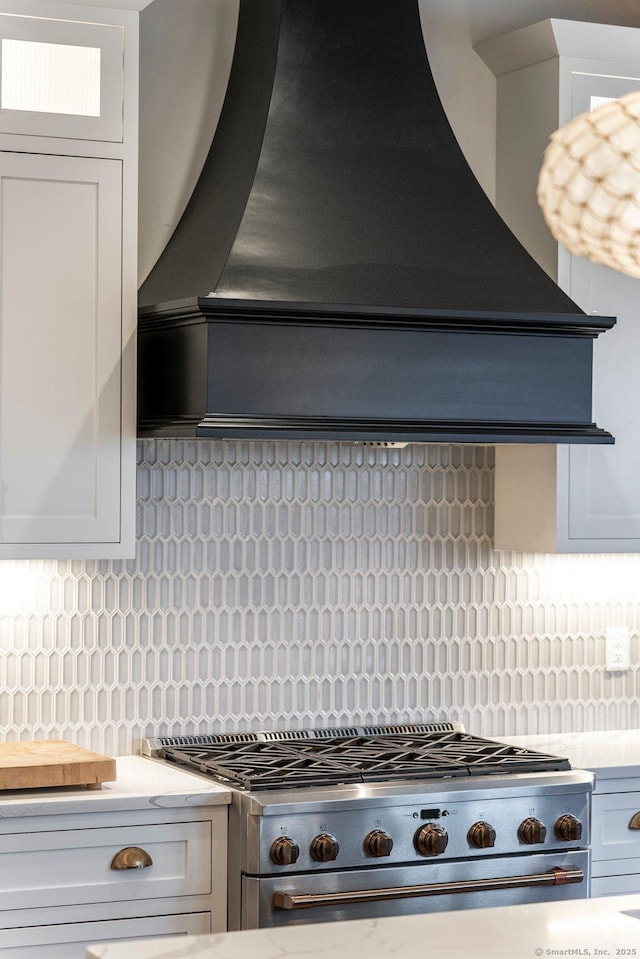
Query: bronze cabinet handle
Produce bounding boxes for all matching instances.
[274,867,584,910]
[629,812,640,830]
[110,846,153,870]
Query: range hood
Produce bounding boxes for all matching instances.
[137,0,614,445]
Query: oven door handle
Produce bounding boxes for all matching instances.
[273,866,584,911]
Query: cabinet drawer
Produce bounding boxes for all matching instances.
[0,820,211,910]
[591,874,640,898]
[592,792,640,861]
[592,856,640,879]
[0,911,210,958]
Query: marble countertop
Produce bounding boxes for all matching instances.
[500,730,640,782]
[87,894,640,958]
[0,755,230,818]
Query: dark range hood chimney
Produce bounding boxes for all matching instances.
[138,0,614,445]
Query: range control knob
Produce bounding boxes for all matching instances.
[309,833,340,863]
[415,823,449,857]
[518,817,547,845]
[467,821,496,849]
[364,829,394,858]
[554,814,583,843]
[269,836,300,866]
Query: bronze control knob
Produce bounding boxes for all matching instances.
[269,836,300,866]
[467,821,496,849]
[415,823,449,857]
[309,833,340,863]
[554,814,583,843]
[364,829,394,858]
[518,817,547,845]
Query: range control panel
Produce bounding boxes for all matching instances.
[253,791,591,873]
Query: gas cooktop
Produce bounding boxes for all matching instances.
[147,723,571,791]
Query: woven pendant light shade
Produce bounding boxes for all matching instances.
[537,89,640,278]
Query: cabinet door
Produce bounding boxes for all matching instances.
[0,151,123,555]
[489,34,640,553]
[590,789,640,897]
[2,912,211,959]
[591,791,640,867]
[559,73,640,550]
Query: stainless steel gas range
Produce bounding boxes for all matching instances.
[143,723,593,929]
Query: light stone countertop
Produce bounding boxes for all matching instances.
[0,755,230,818]
[499,729,640,782]
[87,893,640,958]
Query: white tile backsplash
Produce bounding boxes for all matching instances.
[0,439,639,756]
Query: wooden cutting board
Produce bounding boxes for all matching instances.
[0,740,116,791]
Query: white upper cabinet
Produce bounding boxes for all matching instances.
[477,20,640,553]
[0,151,123,548]
[0,0,152,559]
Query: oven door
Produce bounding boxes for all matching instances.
[241,850,590,928]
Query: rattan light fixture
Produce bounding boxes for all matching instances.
[537,89,640,278]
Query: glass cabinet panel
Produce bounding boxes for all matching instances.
[0,14,123,140]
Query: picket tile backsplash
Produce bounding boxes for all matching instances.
[0,440,639,756]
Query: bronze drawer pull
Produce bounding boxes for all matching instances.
[110,846,153,870]
[629,812,640,830]
[273,866,584,910]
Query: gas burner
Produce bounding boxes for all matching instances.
[154,725,570,791]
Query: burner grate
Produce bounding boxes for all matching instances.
[158,727,570,791]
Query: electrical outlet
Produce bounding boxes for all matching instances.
[605,626,630,671]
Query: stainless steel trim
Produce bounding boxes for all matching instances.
[245,769,594,818]
[273,866,584,910]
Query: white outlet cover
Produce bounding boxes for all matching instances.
[605,626,630,671]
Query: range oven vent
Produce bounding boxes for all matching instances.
[144,721,466,755]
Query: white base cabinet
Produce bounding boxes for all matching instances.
[478,20,640,553]
[0,804,227,958]
[591,780,640,897]
[497,734,640,898]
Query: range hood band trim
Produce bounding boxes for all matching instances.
[137,300,614,445]
[139,298,616,337]
[194,417,611,444]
